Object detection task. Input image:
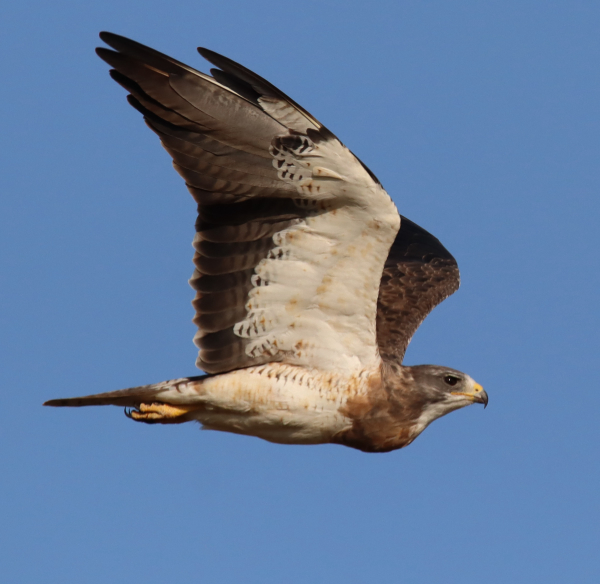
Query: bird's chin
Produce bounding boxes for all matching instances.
[450,389,488,408]
[445,395,474,412]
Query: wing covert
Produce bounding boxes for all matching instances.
[376,216,460,364]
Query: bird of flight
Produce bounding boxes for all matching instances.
[45,32,487,453]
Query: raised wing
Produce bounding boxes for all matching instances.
[97,32,400,375]
[376,216,460,364]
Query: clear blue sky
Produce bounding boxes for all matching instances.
[2,1,599,582]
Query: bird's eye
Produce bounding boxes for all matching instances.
[443,375,460,386]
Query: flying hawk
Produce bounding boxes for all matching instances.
[45,32,487,453]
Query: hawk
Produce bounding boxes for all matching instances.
[45,32,487,453]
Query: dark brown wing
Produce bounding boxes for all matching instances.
[97,33,396,375]
[97,33,320,374]
[376,216,460,364]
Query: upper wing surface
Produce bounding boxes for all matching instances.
[376,216,460,364]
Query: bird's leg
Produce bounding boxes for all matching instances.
[125,402,200,424]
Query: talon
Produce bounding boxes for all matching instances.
[123,402,199,424]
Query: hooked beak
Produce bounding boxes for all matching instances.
[451,382,488,408]
[472,384,488,408]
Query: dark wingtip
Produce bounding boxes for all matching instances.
[95,47,115,63]
[99,31,123,45]
[197,47,214,59]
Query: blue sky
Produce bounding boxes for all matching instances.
[2,1,599,582]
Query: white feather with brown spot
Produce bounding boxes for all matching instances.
[232,133,400,372]
[155,363,378,444]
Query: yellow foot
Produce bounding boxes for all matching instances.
[125,402,199,424]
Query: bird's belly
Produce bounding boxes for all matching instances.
[199,407,347,445]
[188,363,374,445]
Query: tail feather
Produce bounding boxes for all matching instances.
[43,375,208,408]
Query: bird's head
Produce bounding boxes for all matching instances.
[400,364,488,429]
